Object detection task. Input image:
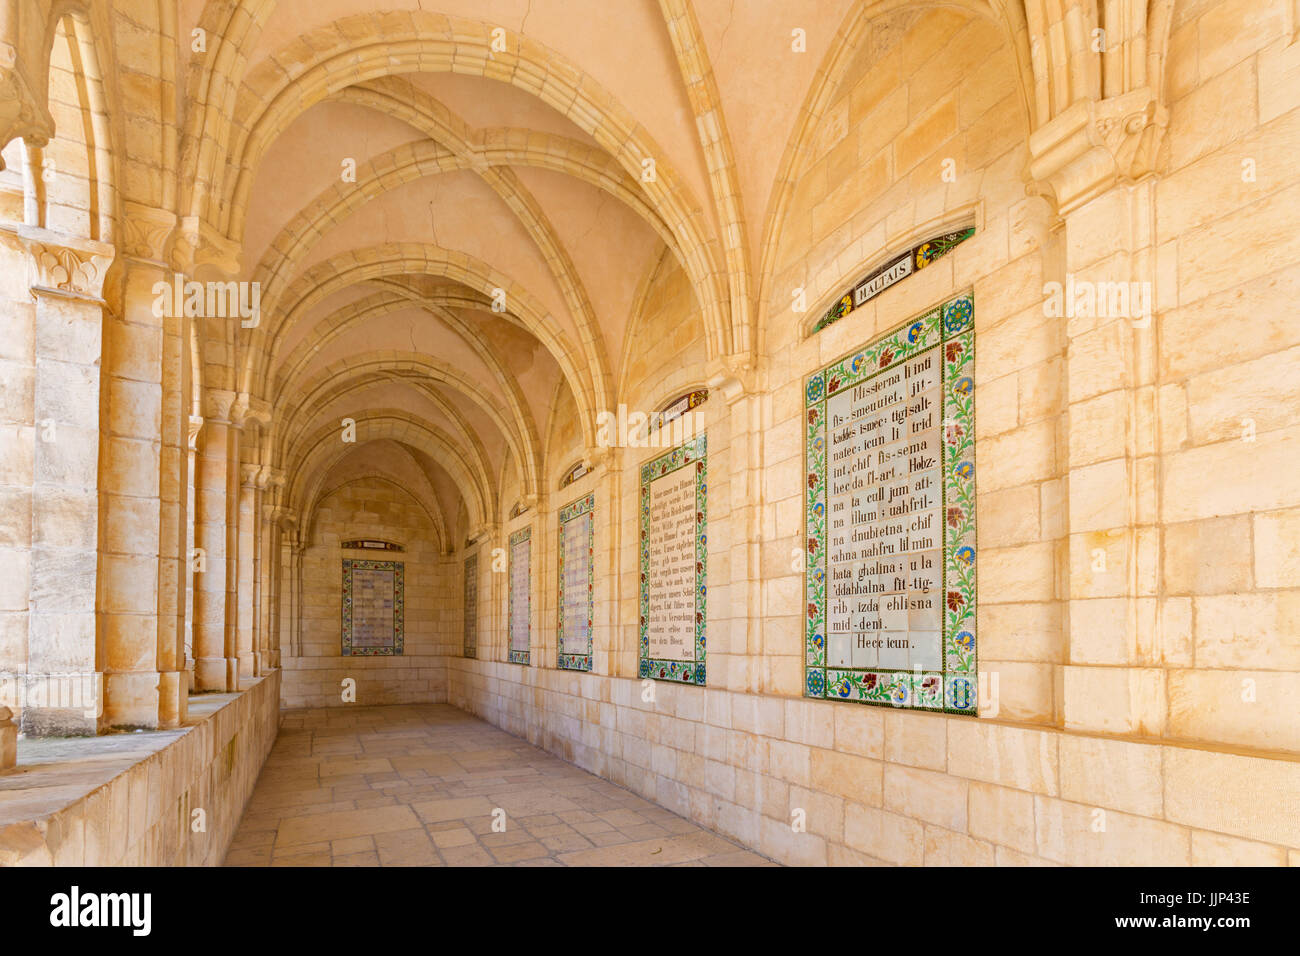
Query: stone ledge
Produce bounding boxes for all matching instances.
[0,670,280,865]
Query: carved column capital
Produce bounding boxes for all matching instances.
[187,415,205,451]
[203,388,238,425]
[705,353,756,404]
[240,393,272,428]
[121,202,178,265]
[19,226,116,301]
[170,216,242,277]
[0,40,55,169]
[1027,89,1168,216]
[240,463,262,489]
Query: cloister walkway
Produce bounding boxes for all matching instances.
[225,704,772,866]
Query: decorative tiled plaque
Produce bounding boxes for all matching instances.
[804,292,977,714]
[558,493,595,671]
[341,559,404,656]
[639,433,707,685]
[508,526,531,665]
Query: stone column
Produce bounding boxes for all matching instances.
[584,445,621,676]
[276,516,301,663]
[706,360,764,695]
[480,522,504,661]
[21,226,113,735]
[102,204,188,729]
[192,389,242,691]
[259,471,285,670]
[184,414,202,690]
[0,228,35,724]
[235,463,258,679]
[1029,92,1171,735]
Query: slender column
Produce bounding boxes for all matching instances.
[0,228,36,725]
[1029,93,1170,734]
[235,463,257,679]
[183,414,202,691]
[192,389,241,691]
[21,226,113,735]
[276,526,295,664]
[706,362,764,695]
[584,445,621,676]
[102,204,187,729]
[143,209,189,728]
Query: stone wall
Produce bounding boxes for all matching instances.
[447,660,1300,866]
[282,476,457,708]
[0,671,280,866]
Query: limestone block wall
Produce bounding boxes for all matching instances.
[437,0,1300,865]
[282,477,457,707]
[447,661,1300,866]
[0,671,280,866]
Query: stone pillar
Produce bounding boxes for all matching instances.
[192,389,242,691]
[276,517,301,663]
[183,414,202,691]
[480,522,504,661]
[21,226,113,735]
[137,205,190,729]
[235,463,258,679]
[0,228,35,723]
[706,360,764,695]
[101,204,190,730]
[584,445,620,676]
[1028,92,1171,735]
[259,472,285,670]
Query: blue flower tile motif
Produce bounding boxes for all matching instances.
[806,670,825,697]
[943,296,974,334]
[806,374,825,404]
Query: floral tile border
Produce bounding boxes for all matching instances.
[558,492,595,671]
[341,558,404,656]
[638,433,707,686]
[804,292,977,715]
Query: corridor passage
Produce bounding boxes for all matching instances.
[225,705,771,867]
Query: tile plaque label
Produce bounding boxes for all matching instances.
[508,526,531,665]
[805,293,976,713]
[639,434,707,685]
[342,559,404,656]
[558,493,595,671]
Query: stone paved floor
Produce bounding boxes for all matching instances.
[225,704,774,866]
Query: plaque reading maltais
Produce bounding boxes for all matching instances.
[342,559,404,656]
[558,493,595,671]
[805,292,977,714]
[639,433,706,685]
[508,526,531,665]
[463,552,478,659]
